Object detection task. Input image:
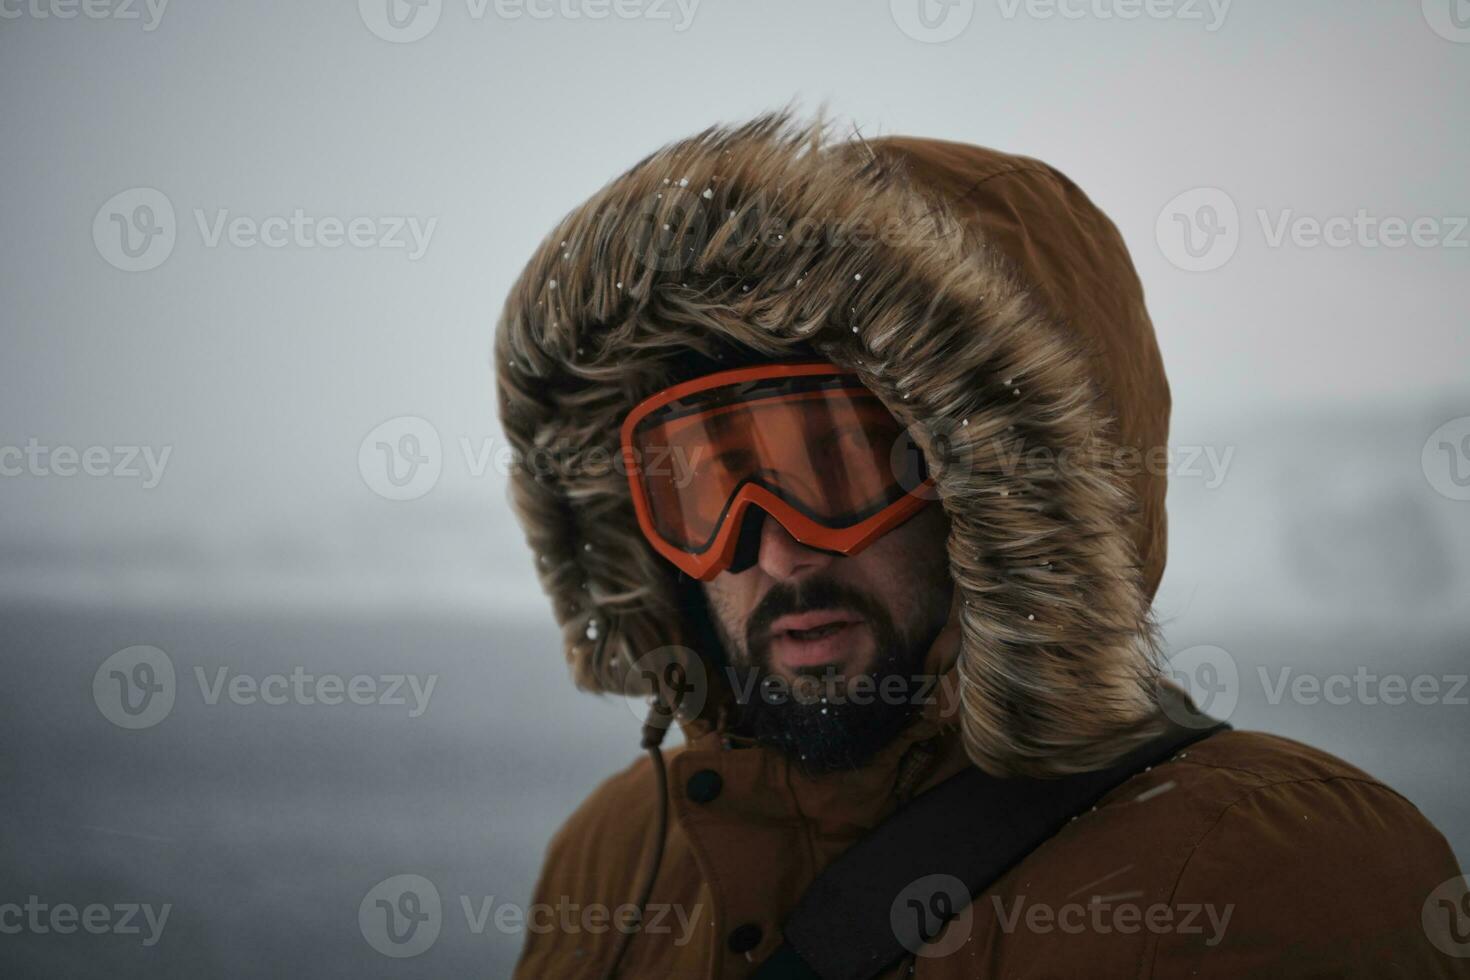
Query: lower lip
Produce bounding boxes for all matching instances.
[770,621,866,671]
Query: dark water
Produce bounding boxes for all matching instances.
[0,601,640,979]
[1,601,1465,978]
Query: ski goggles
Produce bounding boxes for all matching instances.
[620,361,934,581]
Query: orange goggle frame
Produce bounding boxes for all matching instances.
[620,361,934,581]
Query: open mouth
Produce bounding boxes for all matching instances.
[785,622,847,640]
[767,610,866,669]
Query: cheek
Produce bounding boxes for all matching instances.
[851,507,952,611]
[702,576,755,639]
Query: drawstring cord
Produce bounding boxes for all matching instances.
[590,612,672,979]
[600,694,672,980]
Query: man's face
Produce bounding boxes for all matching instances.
[701,500,954,773]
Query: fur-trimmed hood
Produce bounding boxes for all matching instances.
[495,112,1173,777]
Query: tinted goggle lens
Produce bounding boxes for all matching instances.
[626,370,927,558]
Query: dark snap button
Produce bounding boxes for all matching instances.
[686,769,723,803]
[727,922,763,954]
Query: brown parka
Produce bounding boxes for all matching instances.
[495,113,1468,978]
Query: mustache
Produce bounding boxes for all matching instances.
[745,575,888,654]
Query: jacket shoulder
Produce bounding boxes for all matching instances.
[976,730,1464,979]
[511,751,676,979]
[1172,727,1395,788]
[534,748,669,900]
[1142,730,1465,978]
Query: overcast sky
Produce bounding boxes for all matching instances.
[2,0,1465,567]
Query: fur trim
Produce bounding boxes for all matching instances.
[495,112,1169,776]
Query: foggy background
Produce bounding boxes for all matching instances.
[2,0,1467,975]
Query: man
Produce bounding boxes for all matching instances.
[495,113,1467,977]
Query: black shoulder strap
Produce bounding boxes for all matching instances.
[753,689,1231,980]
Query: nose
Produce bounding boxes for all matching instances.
[756,513,836,581]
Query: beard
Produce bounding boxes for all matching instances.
[720,575,949,776]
